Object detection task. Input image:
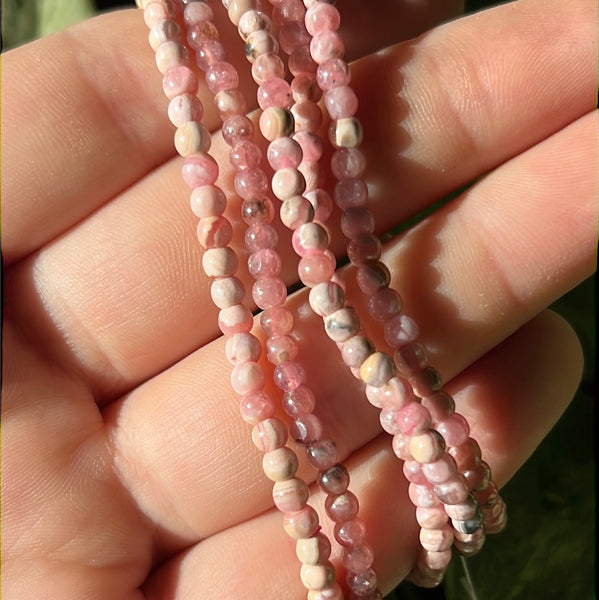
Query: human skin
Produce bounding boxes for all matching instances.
[1,1,597,599]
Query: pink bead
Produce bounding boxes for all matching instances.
[290,413,323,445]
[288,44,318,76]
[392,433,412,460]
[238,9,273,41]
[252,417,289,452]
[340,335,373,369]
[149,19,181,52]
[343,544,374,574]
[280,196,315,230]
[293,131,323,161]
[215,88,248,119]
[300,161,326,192]
[225,332,261,364]
[162,65,198,98]
[347,233,381,264]
[340,207,374,239]
[310,30,344,64]
[241,197,275,226]
[196,216,232,248]
[422,455,457,484]
[437,413,471,447]
[359,352,395,387]
[408,483,439,508]
[205,61,239,94]
[234,168,269,200]
[245,30,279,63]
[403,460,428,485]
[259,107,295,141]
[409,430,446,464]
[274,361,305,391]
[202,247,238,278]
[305,3,341,36]
[272,0,304,26]
[462,461,491,492]
[434,475,470,505]
[240,390,275,424]
[168,93,204,127]
[356,261,391,295]
[449,438,482,472]
[187,21,219,50]
[252,277,287,309]
[334,518,366,548]
[291,100,323,132]
[248,248,282,279]
[182,153,219,188]
[384,314,420,348]
[416,506,449,530]
[396,401,432,435]
[144,3,173,28]
[324,85,358,119]
[306,438,338,470]
[379,408,405,435]
[316,57,350,91]
[308,281,345,316]
[194,39,226,70]
[347,568,378,596]
[331,148,366,179]
[293,223,330,257]
[298,250,336,287]
[230,140,262,171]
[261,306,294,336]
[279,22,311,55]
[251,52,286,84]
[155,41,188,74]
[283,385,316,418]
[325,491,359,523]
[263,446,299,481]
[365,376,412,410]
[217,304,253,336]
[267,137,303,170]
[183,1,213,26]
[410,366,442,397]
[291,73,322,103]
[190,184,226,218]
[394,341,429,376]
[333,178,368,209]
[257,77,293,110]
[324,307,360,343]
[318,464,349,495]
[421,391,455,424]
[304,188,333,223]
[272,167,306,200]
[230,361,264,395]
[245,223,279,252]
[419,524,454,552]
[283,505,320,539]
[222,114,254,145]
[273,477,309,512]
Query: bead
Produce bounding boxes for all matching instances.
[222,114,254,145]
[241,196,275,225]
[259,107,295,141]
[267,137,303,170]
[163,65,197,98]
[245,30,279,62]
[408,430,446,464]
[422,455,458,484]
[368,288,402,321]
[261,306,294,336]
[365,376,412,410]
[341,335,374,369]
[283,385,316,418]
[319,464,350,495]
[419,524,454,552]
[218,304,253,335]
[304,188,333,222]
[280,195,315,229]
[385,314,421,349]
[300,563,336,591]
[274,361,306,390]
[325,491,359,523]
[214,88,248,119]
[234,168,269,200]
[283,505,320,539]
[252,417,289,452]
[343,544,374,574]
[252,277,287,309]
[298,250,336,287]
[420,549,452,571]
[194,39,226,70]
[307,584,343,600]
[308,282,344,318]
[451,508,484,535]
[293,131,323,161]
[197,216,232,249]
[266,334,298,364]
[333,178,367,209]
[210,276,245,309]
[396,401,432,435]
[144,2,173,28]
[347,567,378,596]
[155,41,188,74]
[332,148,366,179]
[324,307,360,343]
[258,77,293,110]
[225,331,261,364]
[359,352,395,387]
[310,30,344,64]
[183,1,213,26]
[410,367,442,398]
[325,85,358,119]
[175,121,211,156]
[291,73,322,104]
[168,93,204,127]
[393,341,428,376]
[299,161,326,191]
[444,495,479,521]
[227,0,256,26]
[291,100,323,132]
[290,413,323,445]
[449,438,482,472]
[272,167,306,200]
[230,140,262,172]
[340,207,374,239]
[317,57,350,90]
[433,475,470,505]
[437,413,470,447]
[408,483,439,508]
[462,461,491,492]
[251,52,286,84]
[297,533,332,565]
[306,438,338,470]
[202,247,238,278]
[347,233,381,264]
[230,361,264,395]
[379,408,405,436]
[356,261,391,295]
[263,446,299,481]
[273,477,309,512]
[182,152,219,188]
[329,117,363,148]
[279,22,311,56]
[334,518,366,548]
[245,223,279,252]
[149,19,181,52]
[238,9,273,41]
[239,390,275,424]
[416,506,449,530]
[205,61,240,94]
[305,3,341,36]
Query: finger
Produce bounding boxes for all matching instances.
[140,309,583,599]
[0,2,460,265]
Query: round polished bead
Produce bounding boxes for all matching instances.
[258,77,292,110]
[238,9,273,41]
[368,288,402,321]
[417,549,452,571]
[202,247,238,278]
[290,413,323,445]
[190,184,226,218]
[334,518,366,548]
[215,88,248,119]
[379,408,405,435]
[422,455,458,484]
[305,3,341,36]
[205,61,239,94]
[437,413,470,447]
[449,438,482,471]
[410,366,443,398]
[225,331,261,364]
[248,248,282,278]
[182,152,219,187]
[347,233,381,264]
[293,222,330,257]
[282,386,316,418]
[196,216,232,249]
[293,131,323,162]
[298,161,325,192]
[319,464,350,495]
[272,167,306,200]
[251,52,286,84]
[252,277,287,309]
[263,446,299,481]
[359,352,395,387]
[266,334,298,364]
[222,114,254,144]
[155,41,188,74]
[274,361,306,390]
[332,148,366,179]
[228,0,256,26]
[306,438,338,470]
[217,304,253,335]
[304,188,333,222]
[310,30,344,64]
[356,261,391,295]
[175,121,211,156]
[416,506,449,530]
[230,361,264,395]
[183,1,213,26]
[230,140,262,171]
[259,107,295,141]
[392,432,412,460]
[194,39,226,70]
[333,178,367,209]
[434,475,470,505]
[280,195,315,229]
[296,533,332,566]
[395,401,432,435]
[365,376,412,410]
[341,335,374,369]
[241,196,275,225]
[451,508,484,535]
[329,117,363,148]
[325,85,358,119]
[325,307,360,343]
[340,206,374,238]
[168,93,204,127]
[298,250,336,287]
[273,477,309,512]
[393,341,429,375]
[403,460,427,484]
[462,461,492,492]
[245,30,279,62]
[385,314,420,349]
[325,491,359,523]
[444,495,480,521]
[283,505,320,539]
[149,19,181,52]
[291,72,322,103]
[419,524,454,552]
[252,417,288,452]
[309,281,345,317]
[245,223,279,252]
[291,100,323,132]
[162,64,197,98]
[261,306,294,336]
[143,2,173,28]
[409,430,446,464]
[239,390,275,424]
[453,531,486,556]
[343,544,374,574]
[317,57,350,90]
[347,567,378,596]
[408,483,439,508]
[300,563,336,591]
[267,137,303,170]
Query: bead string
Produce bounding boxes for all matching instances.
[138,0,506,595]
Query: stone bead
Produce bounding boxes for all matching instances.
[300,563,336,591]
[215,88,248,120]
[241,197,275,226]
[325,491,359,523]
[274,361,306,391]
[217,304,253,336]
[453,526,485,548]
[408,483,440,508]
[324,307,360,343]
[248,247,282,279]
[197,216,232,249]
[245,223,279,252]
[202,247,238,278]
[237,9,273,41]
[205,61,240,94]
[298,250,336,287]
[182,152,219,188]
[149,19,181,52]
[239,390,275,424]
[230,140,262,171]
[263,446,299,481]
[334,518,366,548]
[317,57,350,91]
[175,121,211,156]
[410,367,442,398]
[305,3,341,36]
[433,475,470,505]
[291,100,323,132]
[391,432,412,460]
[245,30,279,62]
[225,331,261,364]
[422,454,458,484]
[283,505,320,539]
[272,1,304,27]
[379,408,405,436]
[385,314,421,350]
[252,277,287,310]
[259,107,295,141]
[190,184,225,219]
[230,361,265,395]
[251,52,286,84]
[308,280,344,319]
[310,30,344,64]
[409,430,446,464]
[393,341,428,375]
[143,2,173,28]
[279,22,311,56]
[341,335,374,369]
[272,167,306,200]
[290,413,323,445]
[291,73,322,103]
[437,413,470,447]
[416,506,449,530]
[359,352,395,387]
[235,168,269,200]
[444,495,480,521]
[367,288,401,321]
[183,1,213,26]
[168,93,204,127]
[306,438,338,471]
[319,463,350,495]
[258,77,293,110]
[266,334,298,364]
[356,261,391,295]
[307,584,343,600]
[155,40,188,74]
[227,0,256,26]
[449,438,482,472]
[347,567,378,597]
[462,461,492,492]
[293,131,323,162]
[193,39,226,70]
[408,563,445,589]
[282,385,315,418]
[333,178,367,209]
[280,195,315,229]
[288,45,316,78]
[403,460,427,485]
[252,417,289,453]
[267,137,303,170]
[293,222,330,258]
[325,85,358,120]
[304,188,333,223]
[210,276,245,309]
[420,549,452,572]
[347,233,381,264]
[297,533,332,566]
[343,544,374,574]
[261,306,294,336]
[451,508,484,535]
[332,148,366,180]
[365,376,412,410]
[273,477,309,512]
[340,206,374,239]
[298,161,325,192]
[419,524,454,552]
[222,114,254,145]
[163,65,197,99]
[329,117,363,148]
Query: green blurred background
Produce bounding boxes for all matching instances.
[2,1,595,598]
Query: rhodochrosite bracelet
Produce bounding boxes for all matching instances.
[136,0,507,597]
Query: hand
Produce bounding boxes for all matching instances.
[1,1,596,598]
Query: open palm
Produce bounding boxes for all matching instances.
[2,1,596,598]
